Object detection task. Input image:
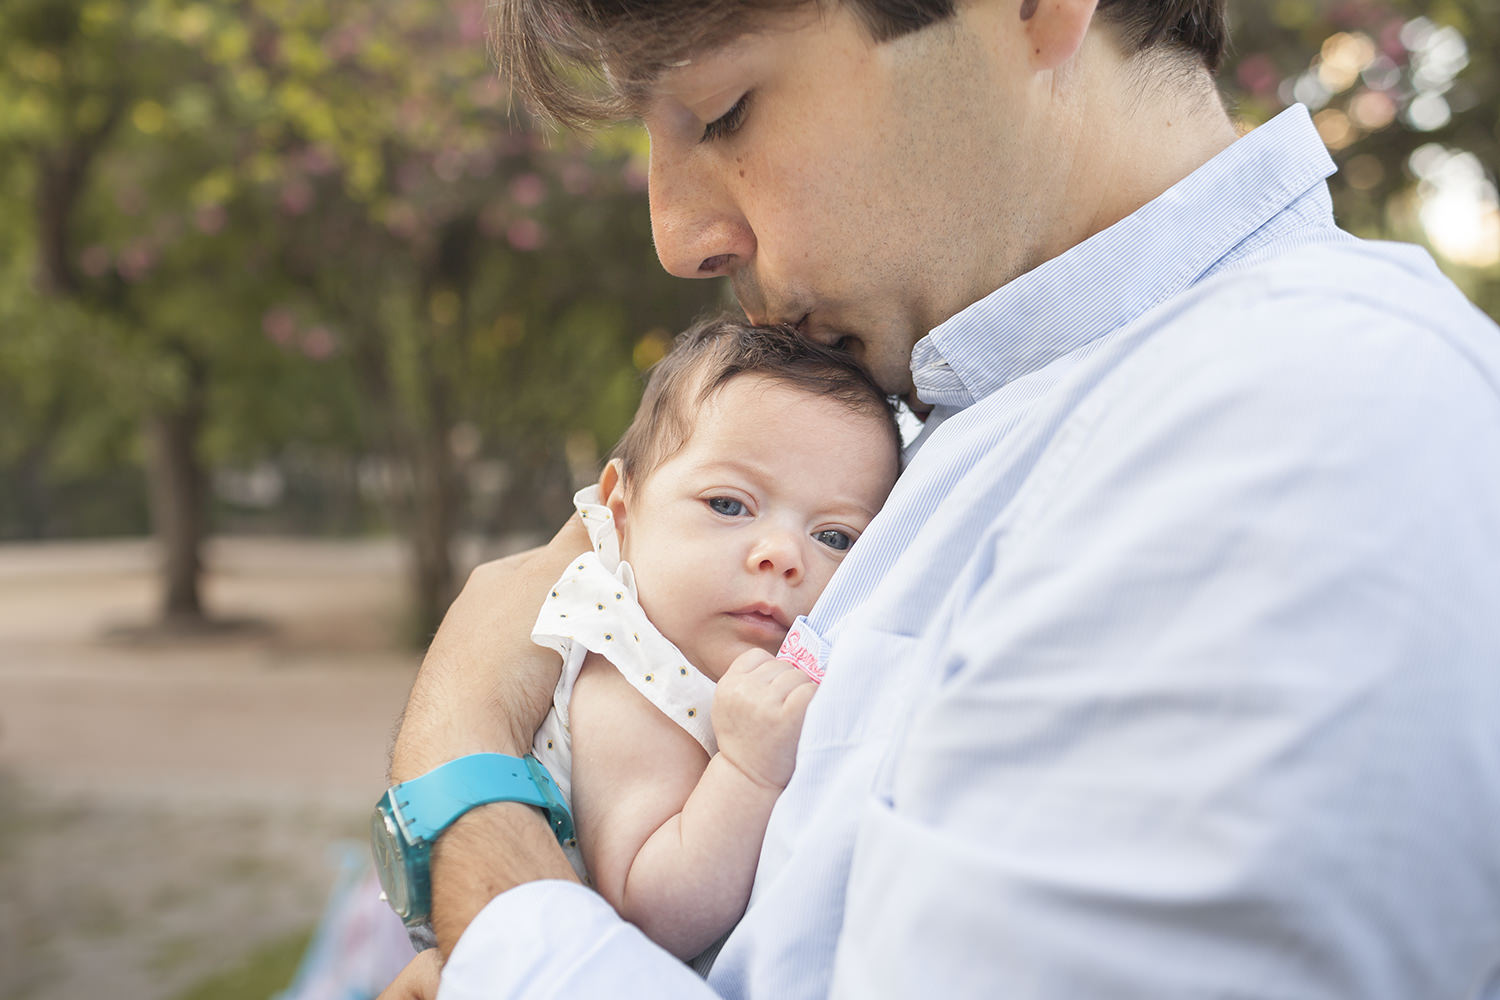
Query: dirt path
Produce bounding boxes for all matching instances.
[0,538,426,1000]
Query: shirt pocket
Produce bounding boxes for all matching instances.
[797,622,933,771]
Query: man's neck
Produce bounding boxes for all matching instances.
[1048,36,1242,261]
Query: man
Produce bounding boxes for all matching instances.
[383,1,1500,996]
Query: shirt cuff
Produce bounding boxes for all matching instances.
[440,880,715,999]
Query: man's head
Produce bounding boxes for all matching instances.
[495,1,1235,398]
[598,315,901,677]
[497,1,1228,127]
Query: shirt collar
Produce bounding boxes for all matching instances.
[911,105,1337,408]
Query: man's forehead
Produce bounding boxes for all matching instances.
[612,39,745,117]
[612,3,823,116]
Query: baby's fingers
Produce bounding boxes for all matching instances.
[767,661,817,703]
[783,675,816,722]
[725,646,776,679]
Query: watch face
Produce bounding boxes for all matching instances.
[371,806,411,917]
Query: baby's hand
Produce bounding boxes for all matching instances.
[712,648,817,791]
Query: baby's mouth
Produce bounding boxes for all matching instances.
[727,604,792,633]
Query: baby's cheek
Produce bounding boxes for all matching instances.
[800,568,837,616]
[635,572,695,646]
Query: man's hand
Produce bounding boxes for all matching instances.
[711,648,817,790]
[386,517,591,956]
[377,949,442,1000]
[389,517,590,782]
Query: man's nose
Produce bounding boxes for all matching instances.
[648,145,755,280]
[748,528,804,584]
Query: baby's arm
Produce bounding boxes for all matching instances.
[569,648,815,960]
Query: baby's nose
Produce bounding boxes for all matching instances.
[748,530,804,582]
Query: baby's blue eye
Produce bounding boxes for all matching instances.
[708,497,746,517]
[814,529,853,552]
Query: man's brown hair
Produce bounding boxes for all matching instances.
[493,0,1229,127]
[611,314,900,485]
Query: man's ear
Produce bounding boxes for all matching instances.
[1019,0,1098,72]
[599,458,629,535]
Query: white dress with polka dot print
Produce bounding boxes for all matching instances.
[529,486,719,880]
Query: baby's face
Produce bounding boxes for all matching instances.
[608,375,898,680]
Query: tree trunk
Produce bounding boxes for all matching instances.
[12,407,60,538]
[32,103,122,297]
[407,420,458,640]
[143,356,208,624]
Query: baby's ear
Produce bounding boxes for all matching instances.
[599,458,629,532]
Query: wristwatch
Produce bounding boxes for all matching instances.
[371,752,574,927]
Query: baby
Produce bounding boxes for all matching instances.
[529,316,901,960]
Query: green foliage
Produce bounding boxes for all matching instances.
[0,0,715,555]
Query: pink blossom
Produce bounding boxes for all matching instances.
[301,145,339,176]
[561,161,593,196]
[623,162,648,193]
[262,307,297,346]
[510,173,546,206]
[195,204,228,235]
[301,325,338,360]
[506,219,544,252]
[1236,54,1280,98]
[279,177,315,216]
[457,2,486,44]
[117,243,156,282]
[323,25,366,61]
[1379,20,1408,62]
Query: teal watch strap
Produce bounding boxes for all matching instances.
[389,752,574,846]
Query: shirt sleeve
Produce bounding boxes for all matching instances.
[439,881,720,999]
[829,300,1500,997]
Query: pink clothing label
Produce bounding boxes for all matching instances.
[777,618,824,684]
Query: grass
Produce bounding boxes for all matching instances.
[167,928,313,1000]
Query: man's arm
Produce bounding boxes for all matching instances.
[388,518,589,955]
[387,519,755,997]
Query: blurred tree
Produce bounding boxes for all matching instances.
[0,0,717,637]
[211,0,718,635]
[3,0,217,621]
[1223,0,1499,315]
[7,0,1490,639]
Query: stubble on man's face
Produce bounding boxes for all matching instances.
[643,3,1066,396]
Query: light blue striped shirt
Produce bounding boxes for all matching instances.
[442,106,1500,999]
